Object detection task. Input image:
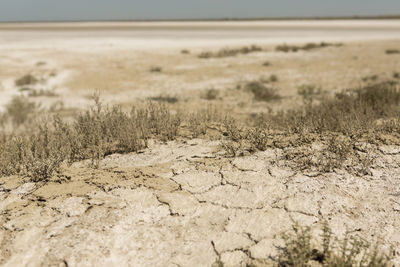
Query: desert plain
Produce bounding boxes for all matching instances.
[1,20,400,266]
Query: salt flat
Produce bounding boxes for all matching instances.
[1,20,400,49]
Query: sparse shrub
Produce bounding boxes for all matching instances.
[245,81,281,102]
[297,85,325,105]
[15,74,38,87]
[198,45,262,58]
[188,106,219,137]
[5,95,40,126]
[277,82,400,135]
[149,66,162,73]
[0,97,182,180]
[385,49,400,54]
[247,126,269,152]
[181,49,190,54]
[362,75,379,82]
[150,95,178,104]
[263,61,271,67]
[269,74,278,83]
[393,72,400,79]
[276,42,342,53]
[28,89,58,97]
[202,89,219,100]
[277,221,393,267]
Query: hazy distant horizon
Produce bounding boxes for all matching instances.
[1,0,400,22]
[2,15,400,24]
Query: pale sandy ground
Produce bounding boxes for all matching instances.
[1,21,400,266]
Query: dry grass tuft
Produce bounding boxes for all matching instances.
[276,42,342,53]
[277,222,393,267]
[15,74,38,87]
[149,66,162,73]
[199,45,262,58]
[149,95,178,104]
[245,81,281,102]
[0,97,181,180]
[5,95,40,126]
[385,49,400,54]
[201,89,219,100]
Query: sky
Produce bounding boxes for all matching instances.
[0,0,400,22]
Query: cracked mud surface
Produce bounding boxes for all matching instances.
[1,139,400,266]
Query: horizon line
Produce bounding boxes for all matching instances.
[1,14,400,24]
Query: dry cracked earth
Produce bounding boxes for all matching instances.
[1,139,400,266]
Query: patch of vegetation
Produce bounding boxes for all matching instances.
[181,49,190,54]
[269,74,278,83]
[0,97,181,181]
[187,106,220,138]
[263,61,271,67]
[15,74,38,87]
[201,89,219,100]
[28,89,58,97]
[277,82,400,136]
[245,81,281,102]
[149,95,178,104]
[198,45,262,58]
[277,221,393,267]
[282,134,373,175]
[393,72,400,79]
[362,74,379,83]
[297,85,325,105]
[276,42,342,53]
[5,95,40,126]
[385,49,400,54]
[222,81,400,174]
[149,66,162,73]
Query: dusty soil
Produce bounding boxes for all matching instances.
[1,139,400,266]
[1,21,400,266]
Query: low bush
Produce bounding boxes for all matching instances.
[276,82,400,135]
[149,95,178,104]
[149,66,162,73]
[0,98,181,180]
[5,96,40,126]
[201,89,219,100]
[277,222,393,267]
[385,49,400,54]
[276,42,342,53]
[15,74,38,87]
[245,81,281,102]
[198,45,262,58]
